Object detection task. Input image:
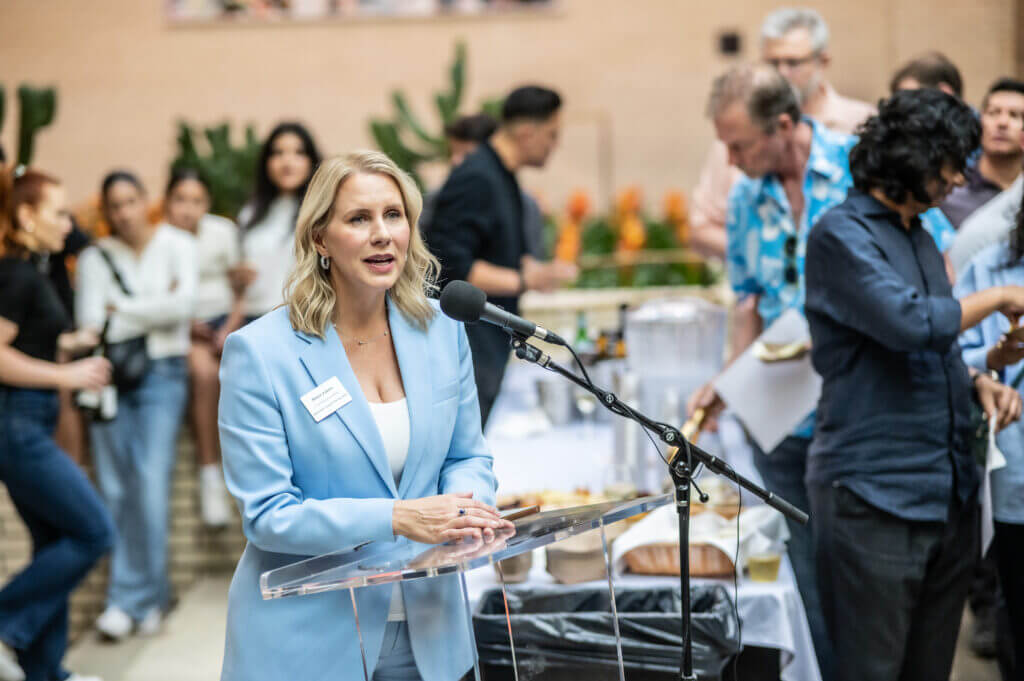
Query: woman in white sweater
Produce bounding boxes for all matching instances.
[235,122,321,319]
[75,171,198,641]
[162,168,239,528]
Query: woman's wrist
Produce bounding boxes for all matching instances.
[54,363,76,390]
[391,499,407,539]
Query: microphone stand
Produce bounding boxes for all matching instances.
[506,334,808,681]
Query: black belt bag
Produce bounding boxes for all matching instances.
[96,247,150,392]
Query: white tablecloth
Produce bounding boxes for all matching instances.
[480,364,820,681]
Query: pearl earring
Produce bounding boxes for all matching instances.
[319,254,330,270]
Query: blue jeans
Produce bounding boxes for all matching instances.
[751,436,832,681]
[372,622,423,681]
[90,357,187,620]
[0,388,114,681]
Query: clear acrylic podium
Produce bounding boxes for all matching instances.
[261,493,673,681]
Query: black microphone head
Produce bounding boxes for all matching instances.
[440,280,487,323]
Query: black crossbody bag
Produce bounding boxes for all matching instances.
[96,247,150,392]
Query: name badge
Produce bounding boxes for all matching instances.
[301,376,352,422]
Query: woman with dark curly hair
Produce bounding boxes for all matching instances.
[804,88,1024,681]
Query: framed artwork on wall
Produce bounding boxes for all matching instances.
[165,0,557,23]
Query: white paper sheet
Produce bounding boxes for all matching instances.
[713,309,822,452]
[982,420,1008,556]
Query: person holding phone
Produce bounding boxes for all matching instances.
[0,165,114,681]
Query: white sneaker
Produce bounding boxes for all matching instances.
[65,673,104,681]
[199,464,231,528]
[136,608,163,637]
[0,641,24,681]
[95,606,133,641]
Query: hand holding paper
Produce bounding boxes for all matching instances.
[713,309,822,452]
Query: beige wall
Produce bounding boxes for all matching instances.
[0,0,1016,213]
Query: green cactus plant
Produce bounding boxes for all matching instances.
[479,96,504,122]
[370,42,468,188]
[17,85,57,166]
[170,120,262,218]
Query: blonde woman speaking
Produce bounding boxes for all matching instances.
[217,151,512,681]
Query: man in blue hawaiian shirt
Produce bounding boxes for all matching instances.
[686,63,836,677]
[686,63,953,679]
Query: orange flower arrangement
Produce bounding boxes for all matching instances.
[614,186,645,252]
[147,198,165,227]
[567,189,590,222]
[554,189,590,262]
[663,190,690,245]
[617,213,646,251]
[614,186,642,217]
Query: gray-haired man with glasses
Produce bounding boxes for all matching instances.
[690,8,875,258]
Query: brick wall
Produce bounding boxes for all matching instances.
[0,436,246,641]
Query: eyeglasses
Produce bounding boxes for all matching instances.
[765,54,819,70]
[784,235,799,285]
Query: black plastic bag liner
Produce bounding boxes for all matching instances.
[474,583,739,680]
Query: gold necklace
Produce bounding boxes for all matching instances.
[334,323,389,347]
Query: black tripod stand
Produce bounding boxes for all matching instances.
[506,333,809,680]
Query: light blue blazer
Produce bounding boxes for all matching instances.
[217,300,497,681]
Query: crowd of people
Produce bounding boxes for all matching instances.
[0,119,325,680]
[2,5,1024,681]
[686,8,1024,681]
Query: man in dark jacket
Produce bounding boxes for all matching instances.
[429,86,576,425]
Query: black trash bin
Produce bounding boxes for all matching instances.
[473,583,739,681]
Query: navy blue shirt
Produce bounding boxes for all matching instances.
[804,189,979,522]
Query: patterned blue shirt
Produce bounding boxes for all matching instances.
[726,119,956,328]
[724,118,956,441]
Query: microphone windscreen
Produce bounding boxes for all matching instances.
[440,280,487,323]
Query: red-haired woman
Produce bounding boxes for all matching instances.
[0,165,114,681]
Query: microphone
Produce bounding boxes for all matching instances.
[440,280,567,345]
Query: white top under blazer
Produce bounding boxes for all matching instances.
[367,398,411,621]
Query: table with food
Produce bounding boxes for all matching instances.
[474,294,821,681]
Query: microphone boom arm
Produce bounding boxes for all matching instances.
[507,332,809,681]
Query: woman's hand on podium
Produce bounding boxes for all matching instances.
[407,526,518,569]
[392,492,514,544]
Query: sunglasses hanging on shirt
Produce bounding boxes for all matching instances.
[783,235,799,285]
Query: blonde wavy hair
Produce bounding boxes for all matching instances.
[285,151,439,337]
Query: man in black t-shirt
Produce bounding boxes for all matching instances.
[429,86,577,426]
